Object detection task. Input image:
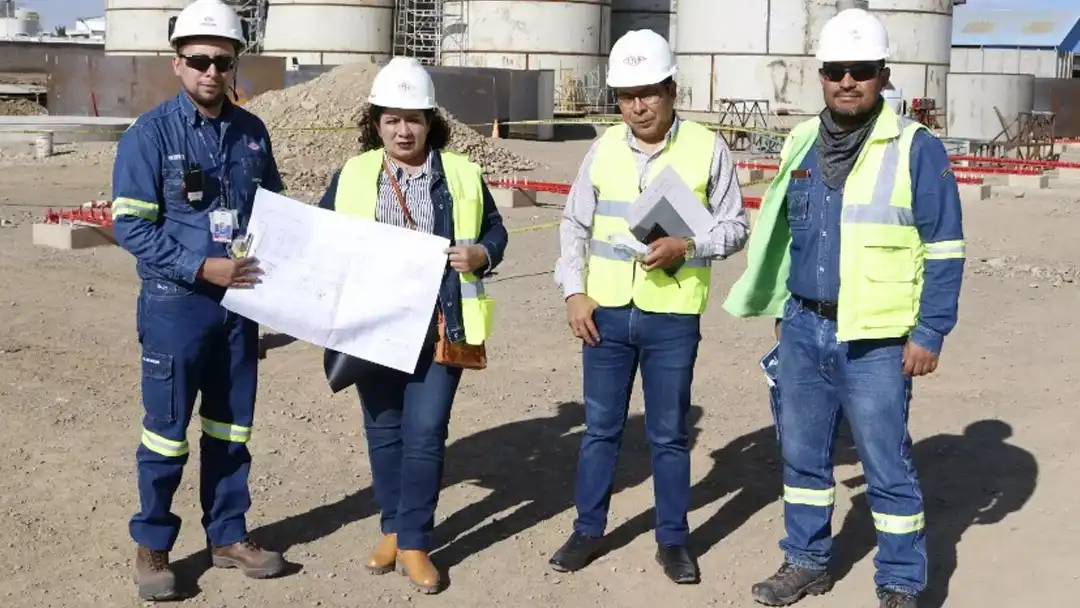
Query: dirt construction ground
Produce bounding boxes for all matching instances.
[0,137,1077,608]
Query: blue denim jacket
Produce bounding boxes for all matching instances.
[112,92,284,299]
[319,149,509,344]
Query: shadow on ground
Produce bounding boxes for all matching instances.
[171,400,1036,606]
[830,419,1037,607]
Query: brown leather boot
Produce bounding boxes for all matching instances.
[365,533,397,574]
[210,537,286,579]
[134,546,179,601]
[396,549,440,594]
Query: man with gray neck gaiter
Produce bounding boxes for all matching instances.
[722,8,966,608]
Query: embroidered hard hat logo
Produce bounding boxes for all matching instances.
[623,55,646,66]
[397,81,414,92]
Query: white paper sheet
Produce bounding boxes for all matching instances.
[220,188,450,374]
[627,165,717,239]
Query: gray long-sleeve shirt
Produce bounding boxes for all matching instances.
[554,117,751,299]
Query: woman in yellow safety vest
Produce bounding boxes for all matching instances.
[316,57,508,594]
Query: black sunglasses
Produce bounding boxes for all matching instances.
[820,62,882,83]
[179,54,237,73]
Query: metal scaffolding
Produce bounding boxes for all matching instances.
[228,0,268,54]
[393,0,443,65]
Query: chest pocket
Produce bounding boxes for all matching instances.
[239,141,268,187]
[785,180,812,230]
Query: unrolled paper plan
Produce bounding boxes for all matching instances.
[221,188,450,374]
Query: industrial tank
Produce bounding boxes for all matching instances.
[867,0,952,114]
[675,0,837,114]
[105,0,187,55]
[611,0,676,48]
[441,0,611,104]
[262,0,393,65]
[675,0,952,116]
[946,72,1035,142]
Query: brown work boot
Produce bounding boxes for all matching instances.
[210,537,286,579]
[396,549,440,594]
[134,546,179,601]
[365,533,397,575]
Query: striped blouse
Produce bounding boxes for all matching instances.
[374,151,436,234]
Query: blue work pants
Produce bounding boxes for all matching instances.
[776,298,928,595]
[358,343,463,551]
[130,279,259,551]
[572,304,700,546]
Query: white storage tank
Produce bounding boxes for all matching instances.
[611,0,676,48]
[867,0,952,114]
[105,0,187,55]
[946,72,1035,142]
[675,0,837,114]
[441,0,611,103]
[262,0,393,65]
[675,0,952,117]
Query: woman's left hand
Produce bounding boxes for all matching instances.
[445,244,488,273]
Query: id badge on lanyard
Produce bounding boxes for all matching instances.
[210,208,238,243]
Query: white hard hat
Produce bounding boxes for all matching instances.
[606,29,677,88]
[368,57,437,109]
[170,0,245,48]
[815,8,890,63]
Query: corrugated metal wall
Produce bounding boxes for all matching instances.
[950,47,1072,78]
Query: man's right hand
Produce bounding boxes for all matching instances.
[198,257,260,288]
[566,293,600,346]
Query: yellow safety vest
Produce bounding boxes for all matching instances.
[587,120,715,314]
[333,149,495,345]
[724,104,941,341]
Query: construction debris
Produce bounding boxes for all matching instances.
[244,61,537,196]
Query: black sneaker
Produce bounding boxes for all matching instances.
[548,531,603,573]
[877,588,917,608]
[751,563,833,606]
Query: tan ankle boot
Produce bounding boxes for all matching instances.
[365,533,397,574]
[396,549,440,594]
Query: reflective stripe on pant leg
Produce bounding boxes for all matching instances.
[130,287,206,552]
[198,313,258,547]
[840,342,927,595]
[776,300,842,570]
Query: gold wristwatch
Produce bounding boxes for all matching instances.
[683,237,696,261]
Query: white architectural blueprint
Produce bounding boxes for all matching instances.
[221,188,449,373]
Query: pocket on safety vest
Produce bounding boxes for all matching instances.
[859,245,918,328]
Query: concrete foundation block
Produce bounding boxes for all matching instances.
[32,223,115,249]
[958,183,992,201]
[1007,173,1050,189]
[490,187,536,209]
[737,168,765,184]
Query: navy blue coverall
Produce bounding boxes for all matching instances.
[111,92,284,551]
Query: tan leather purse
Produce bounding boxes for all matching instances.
[383,158,488,370]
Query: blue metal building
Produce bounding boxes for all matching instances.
[951,2,1080,78]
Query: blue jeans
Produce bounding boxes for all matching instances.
[572,305,700,546]
[357,345,463,551]
[776,298,927,595]
[130,279,259,551]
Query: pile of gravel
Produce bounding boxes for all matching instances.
[0,99,47,117]
[245,60,537,196]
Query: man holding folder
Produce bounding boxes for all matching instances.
[550,29,749,583]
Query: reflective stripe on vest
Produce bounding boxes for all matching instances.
[586,120,715,315]
[334,149,495,345]
[835,113,927,341]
